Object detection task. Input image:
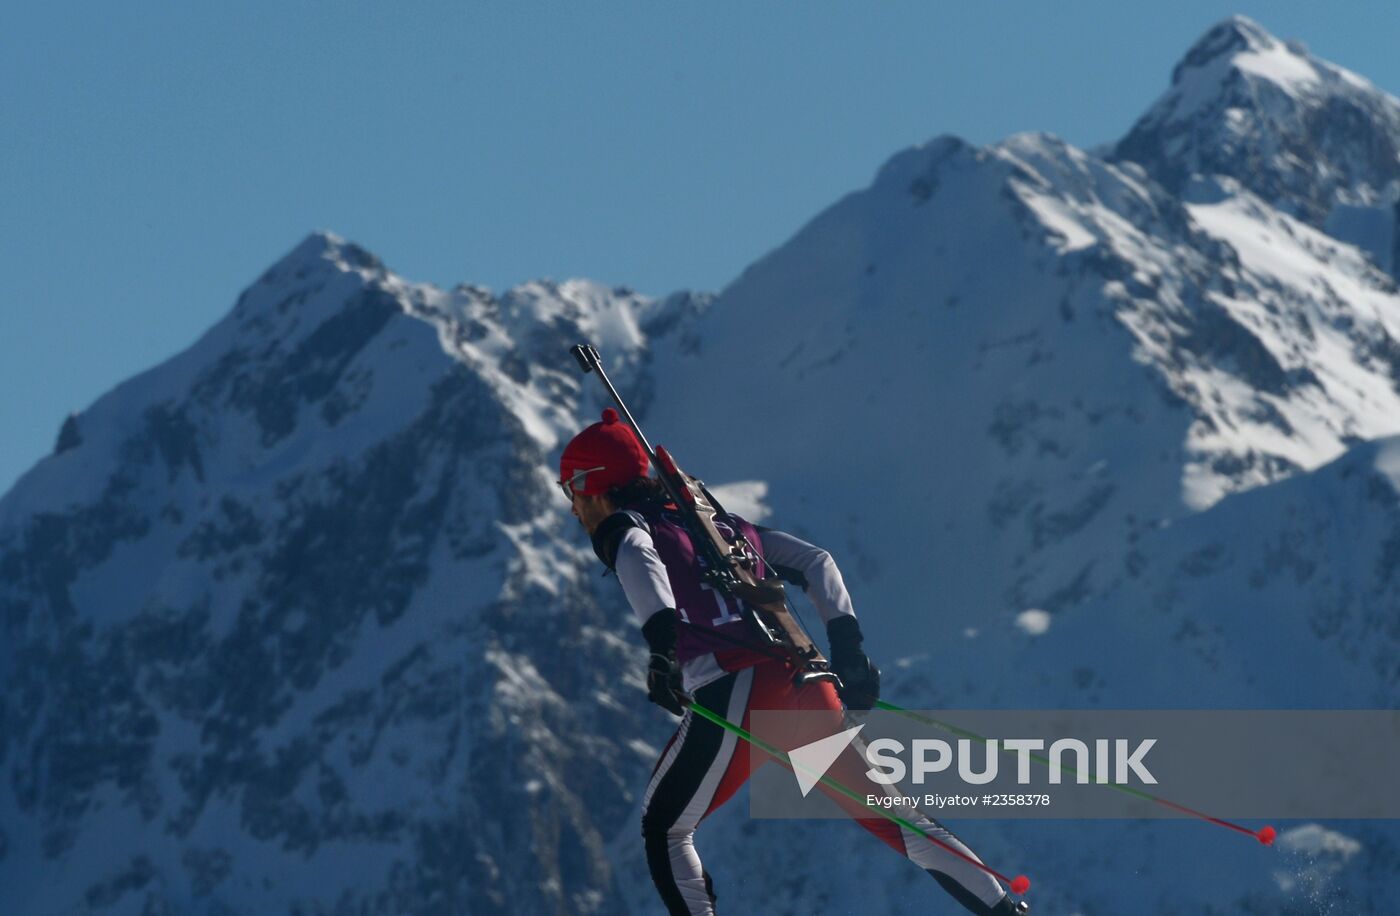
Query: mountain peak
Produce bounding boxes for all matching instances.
[1166,15,1337,103]
[1113,16,1400,232]
[1171,16,1282,86]
[267,231,386,281]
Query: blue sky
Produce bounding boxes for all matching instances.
[4,2,1400,495]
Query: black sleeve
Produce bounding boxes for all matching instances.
[641,607,679,655]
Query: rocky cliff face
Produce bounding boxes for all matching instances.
[2,15,1398,915]
[0,236,711,914]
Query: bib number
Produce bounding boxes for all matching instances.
[701,582,744,627]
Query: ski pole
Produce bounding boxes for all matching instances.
[870,700,1277,846]
[684,698,1033,898]
[666,561,1278,847]
[677,615,1277,847]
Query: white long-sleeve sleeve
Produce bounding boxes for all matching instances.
[612,526,676,627]
[756,528,856,624]
[611,520,856,627]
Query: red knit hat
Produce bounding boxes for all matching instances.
[559,408,649,496]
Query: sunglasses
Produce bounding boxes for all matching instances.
[558,465,606,500]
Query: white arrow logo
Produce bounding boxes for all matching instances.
[788,724,865,797]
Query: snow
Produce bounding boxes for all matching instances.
[1277,824,1363,859]
[708,479,771,523]
[1160,17,1319,127]
[1270,824,1364,904]
[1373,437,1400,496]
[1014,609,1051,636]
[1017,191,1097,252]
[1231,41,1321,95]
[1180,191,1400,501]
[497,520,570,599]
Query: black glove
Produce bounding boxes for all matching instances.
[827,615,881,710]
[641,608,689,716]
[647,652,686,716]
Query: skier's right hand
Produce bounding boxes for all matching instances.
[646,651,687,716]
[641,608,689,716]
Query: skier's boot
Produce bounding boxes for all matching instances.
[988,896,1029,915]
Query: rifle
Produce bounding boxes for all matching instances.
[570,344,838,688]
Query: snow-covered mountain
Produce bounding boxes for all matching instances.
[0,239,712,914]
[1115,15,1400,267]
[2,15,1397,915]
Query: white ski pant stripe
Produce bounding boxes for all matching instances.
[848,733,1006,908]
[896,820,1005,908]
[643,711,692,810]
[644,667,753,916]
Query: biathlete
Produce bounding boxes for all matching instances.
[558,409,1026,915]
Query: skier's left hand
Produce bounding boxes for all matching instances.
[827,616,881,710]
[641,607,689,716]
[646,651,688,716]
